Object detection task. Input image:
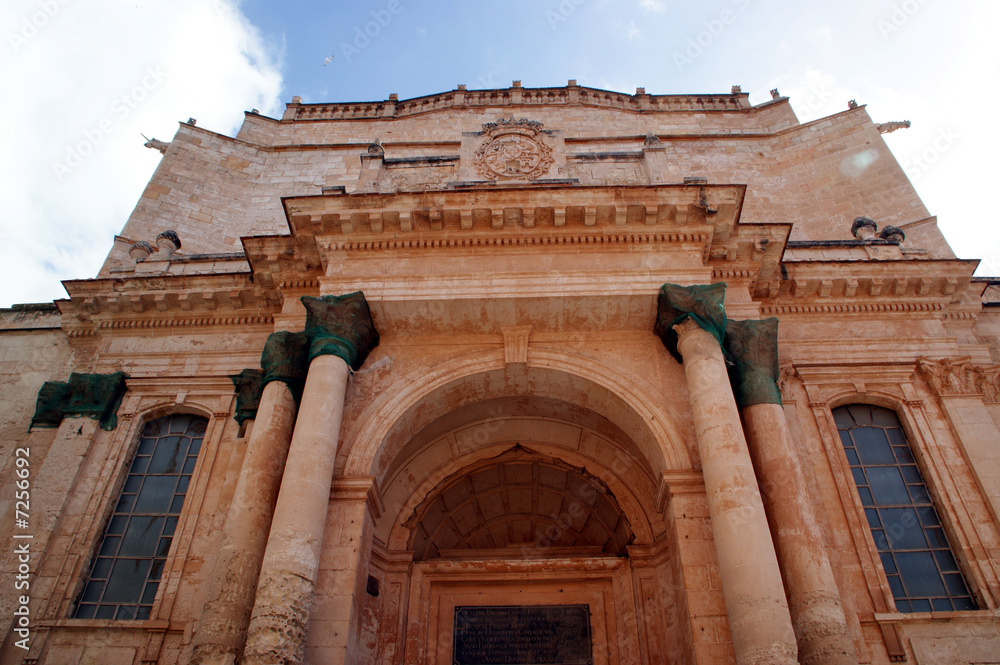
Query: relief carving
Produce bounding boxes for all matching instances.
[917,357,1000,403]
[474,118,554,181]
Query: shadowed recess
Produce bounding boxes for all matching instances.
[405,446,634,561]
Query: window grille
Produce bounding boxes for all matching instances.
[834,404,976,612]
[73,414,206,620]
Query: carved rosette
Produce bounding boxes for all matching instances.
[473,117,554,181]
[917,357,1000,403]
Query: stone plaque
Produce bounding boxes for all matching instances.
[453,604,592,665]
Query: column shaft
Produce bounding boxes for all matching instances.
[675,321,798,665]
[191,380,298,665]
[243,354,351,665]
[743,403,858,665]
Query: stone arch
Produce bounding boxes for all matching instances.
[379,404,660,551]
[342,347,691,486]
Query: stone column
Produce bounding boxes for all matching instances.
[243,292,379,665]
[726,318,858,665]
[191,331,310,665]
[655,283,797,665]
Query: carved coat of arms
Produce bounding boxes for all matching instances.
[473,118,554,181]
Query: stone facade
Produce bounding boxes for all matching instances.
[1,83,999,665]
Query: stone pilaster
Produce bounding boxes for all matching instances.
[656,283,798,665]
[243,293,379,665]
[726,318,858,665]
[191,332,309,665]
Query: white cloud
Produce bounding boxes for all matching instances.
[0,0,282,306]
[627,20,641,40]
[639,0,666,13]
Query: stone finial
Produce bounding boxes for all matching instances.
[186,117,197,125]
[731,85,742,94]
[724,318,781,407]
[847,100,858,109]
[770,88,780,99]
[851,216,877,240]
[388,93,399,101]
[635,87,646,95]
[291,96,302,104]
[301,292,380,370]
[879,225,905,244]
[512,80,522,88]
[155,230,181,259]
[129,240,155,262]
[568,79,578,86]
[644,132,661,146]
[457,84,467,91]
[367,139,385,156]
[876,120,911,134]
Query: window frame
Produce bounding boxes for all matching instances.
[832,403,976,612]
[71,413,208,620]
[63,402,223,623]
[816,392,992,616]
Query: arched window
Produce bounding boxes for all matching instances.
[73,414,207,620]
[833,404,976,612]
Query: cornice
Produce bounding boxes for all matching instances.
[56,272,281,337]
[756,258,979,316]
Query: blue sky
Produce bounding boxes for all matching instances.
[1,0,997,306]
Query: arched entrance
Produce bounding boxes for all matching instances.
[332,355,697,664]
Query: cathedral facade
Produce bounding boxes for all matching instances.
[2,83,999,665]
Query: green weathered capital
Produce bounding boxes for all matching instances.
[31,371,128,431]
[260,330,311,400]
[724,318,782,407]
[654,283,728,363]
[230,369,263,424]
[302,291,380,370]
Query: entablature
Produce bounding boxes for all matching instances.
[244,184,789,298]
[57,272,280,338]
[759,259,979,318]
